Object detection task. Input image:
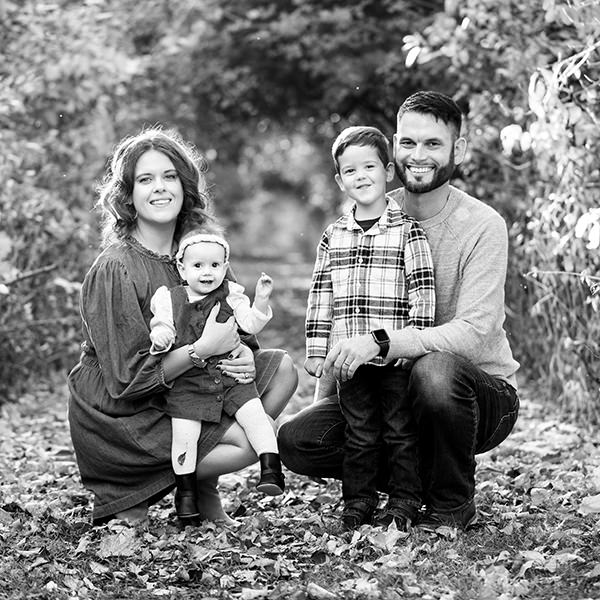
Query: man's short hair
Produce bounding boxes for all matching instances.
[331,126,390,173]
[397,91,463,137]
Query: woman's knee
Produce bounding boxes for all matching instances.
[263,353,298,417]
[278,353,299,393]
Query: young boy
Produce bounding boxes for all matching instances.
[150,227,285,520]
[305,126,435,530]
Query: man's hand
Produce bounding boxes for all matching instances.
[323,334,380,381]
[304,356,325,378]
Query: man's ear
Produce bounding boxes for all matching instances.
[454,137,467,165]
[392,133,399,161]
[334,173,345,192]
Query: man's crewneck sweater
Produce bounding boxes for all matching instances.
[387,186,519,388]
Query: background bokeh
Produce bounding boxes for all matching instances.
[1,0,599,421]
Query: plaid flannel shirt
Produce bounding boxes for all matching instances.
[306,199,435,367]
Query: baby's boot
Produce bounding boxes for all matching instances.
[256,452,285,495]
[175,472,200,520]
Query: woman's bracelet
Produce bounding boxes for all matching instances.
[187,344,207,368]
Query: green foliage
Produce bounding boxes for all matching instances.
[122,0,445,157]
[0,0,141,398]
[408,0,600,419]
[3,0,599,417]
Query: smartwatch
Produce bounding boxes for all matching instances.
[187,344,207,368]
[370,329,390,358]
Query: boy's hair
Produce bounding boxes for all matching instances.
[396,91,463,138]
[331,126,390,174]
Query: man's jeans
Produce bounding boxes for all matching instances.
[338,365,420,514]
[278,352,520,512]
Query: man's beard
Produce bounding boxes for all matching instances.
[395,149,455,193]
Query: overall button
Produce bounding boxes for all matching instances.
[214,377,221,384]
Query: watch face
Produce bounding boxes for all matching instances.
[373,329,389,344]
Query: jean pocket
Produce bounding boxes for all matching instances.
[477,394,520,454]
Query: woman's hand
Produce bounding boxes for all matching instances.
[193,303,240,358]
[219,343,256,383]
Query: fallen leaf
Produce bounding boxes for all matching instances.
[98,529,141,558]
[585,563,600,578]
[307,581,339,599]
[240,588,271,600]
[579,494,600,515]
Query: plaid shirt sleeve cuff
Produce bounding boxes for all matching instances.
[306,339,329,359]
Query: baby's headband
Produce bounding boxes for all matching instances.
[176,233,230,263]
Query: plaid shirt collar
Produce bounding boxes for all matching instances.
[338,198,404,233]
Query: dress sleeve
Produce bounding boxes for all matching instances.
[226,281,272,334]
[81,257,171,402]
[149,285,177,354]
[305,226,334,359]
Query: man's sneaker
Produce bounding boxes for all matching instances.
[372,503,416,531]
[341,501,375,531]
[417,501,477,532]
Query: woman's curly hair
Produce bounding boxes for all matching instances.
[96,126,216,248]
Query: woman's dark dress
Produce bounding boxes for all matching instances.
[67,237,283,522]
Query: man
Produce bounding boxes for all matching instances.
[278,90,520,531]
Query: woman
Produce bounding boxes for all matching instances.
[67,126,297,525]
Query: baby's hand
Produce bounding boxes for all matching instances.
[150,329,174,351]
[304,357,325,378]
[255,272,273,301]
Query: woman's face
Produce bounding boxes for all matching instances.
[132,149,184,228]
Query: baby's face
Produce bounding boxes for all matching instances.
[178,241,228,295]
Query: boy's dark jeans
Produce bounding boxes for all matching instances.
[279,351,520,513]
[338,364,421,514]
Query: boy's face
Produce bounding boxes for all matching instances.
[177,241,228,295]
[334,144,394,216]
[393,111,465,194]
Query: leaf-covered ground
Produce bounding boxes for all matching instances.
[1,379,600,600]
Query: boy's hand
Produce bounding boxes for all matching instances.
[255,272,273,301]
[304,357,325,378]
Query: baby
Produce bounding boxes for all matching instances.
[149,228,284,520]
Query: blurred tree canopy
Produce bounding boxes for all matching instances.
[1,0,599,419]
